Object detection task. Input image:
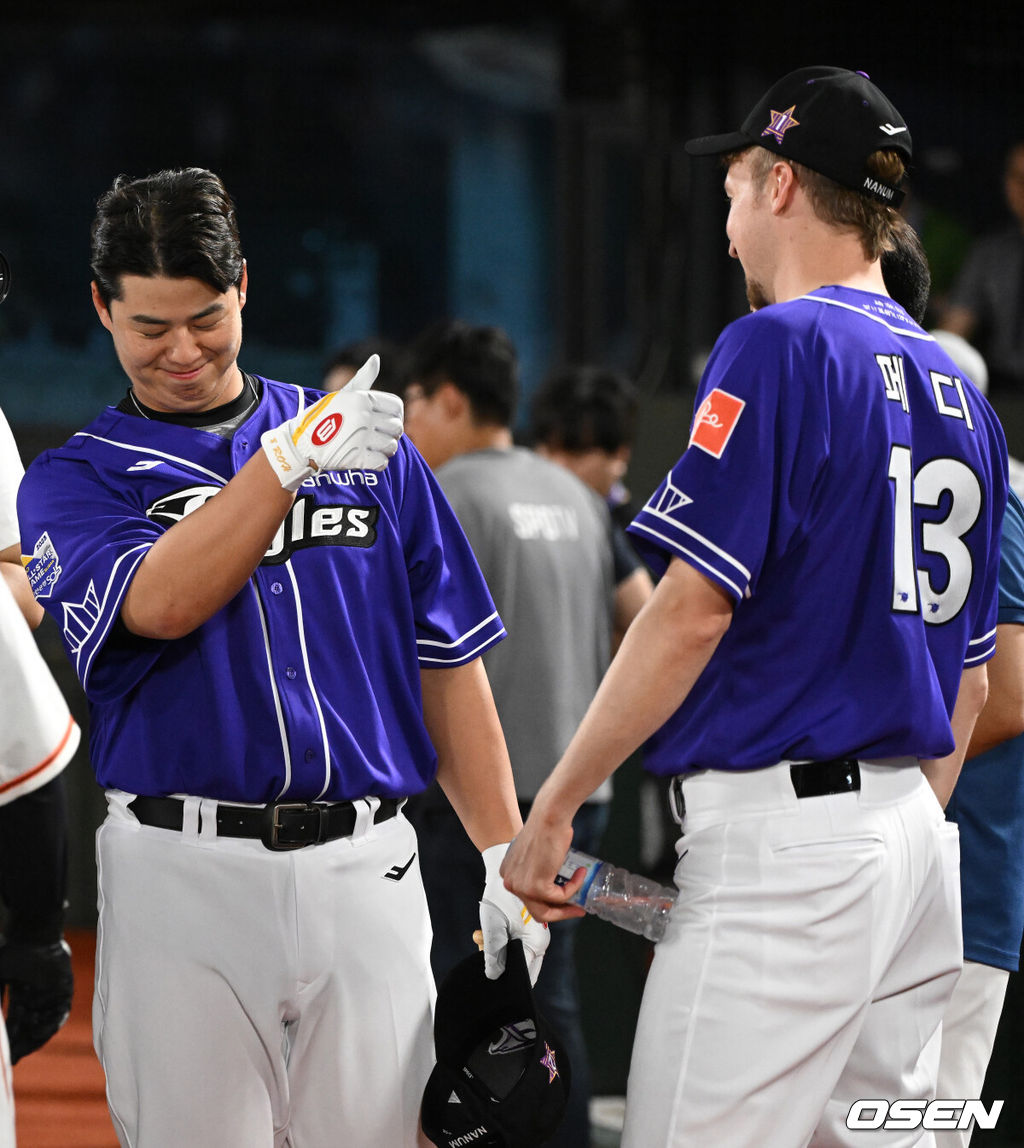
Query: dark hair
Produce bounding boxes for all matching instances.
[880,219,931,325]
[91,167,244,306]
[529,365,638,453]
[322,336,408,392]
[407,319,518,427]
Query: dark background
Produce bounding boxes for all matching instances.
[3,2,1023,1138]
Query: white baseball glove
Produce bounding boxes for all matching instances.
[261,354,404,491]
[479,841,550,984]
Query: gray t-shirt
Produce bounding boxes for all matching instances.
[436,447,615,801]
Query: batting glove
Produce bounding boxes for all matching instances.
[480,842,549,984]
[261,354,404,491]
[0,935,73,1063]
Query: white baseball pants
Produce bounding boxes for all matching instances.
[94,791,435,1148]
[934,959,1009,1147]
[622,761,963,1148]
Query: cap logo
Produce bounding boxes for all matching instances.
[879,123,907,136]
[762,105,800,145]
[488,1019,536,1056]
[540,1042,560,1085]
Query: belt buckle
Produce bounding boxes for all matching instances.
[261,801,315,851]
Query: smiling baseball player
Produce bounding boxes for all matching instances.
[16,168,546,1148]
[502,67,1008,1147]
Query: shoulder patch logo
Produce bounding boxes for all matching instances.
[690,389,746,459]
[25,532,62,600]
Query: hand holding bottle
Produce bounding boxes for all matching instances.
[555,849,677,943]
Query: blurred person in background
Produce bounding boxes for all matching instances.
[529,365,654,649]
[937,141,1024,395]
[321,336,407,394]
[404,320,649,1148]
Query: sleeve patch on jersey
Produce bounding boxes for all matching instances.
[24,532,62,600]
[689,388,746,459]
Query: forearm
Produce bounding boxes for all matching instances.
[965,625,1024,758]
[421,660,522,852]
[121,449,294,639]
[922,663,989,807]
[502,558,732,921]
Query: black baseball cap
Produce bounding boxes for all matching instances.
[685,66,911,206]
[421,939,571,1148]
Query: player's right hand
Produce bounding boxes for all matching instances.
[261,354,404,492]
[499,816,583,926]
[479,842,550,985]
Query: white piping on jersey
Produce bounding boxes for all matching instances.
[638,509,751,581]
[965,641,997,666]
[629,520,748,600]
[965,626,999,665]
[253,587,294,800]
[77,545,151,692]
[417,611,502,650]
[799,293,935,340]
[287,382,309,416]
[284,559,332,801]
[418,627,508,667]
[74,432,230,485]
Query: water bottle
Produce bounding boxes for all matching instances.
[555,848,677,943]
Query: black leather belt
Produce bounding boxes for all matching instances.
[671,757,861,818]
[127,794,402,851]
[789,758,860,798]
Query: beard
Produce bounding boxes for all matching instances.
[745,276,772,312]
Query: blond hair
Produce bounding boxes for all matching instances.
[742,146,906,261]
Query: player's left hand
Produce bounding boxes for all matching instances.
[0,935,73,1063]
[479,842,549,984]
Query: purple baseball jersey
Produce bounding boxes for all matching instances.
[18,375,506,802]
[628,287,1007,776]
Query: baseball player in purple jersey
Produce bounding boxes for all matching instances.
[503,67,1008,1146]
[16,168,548,1148]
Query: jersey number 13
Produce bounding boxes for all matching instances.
[888,445,982,624]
